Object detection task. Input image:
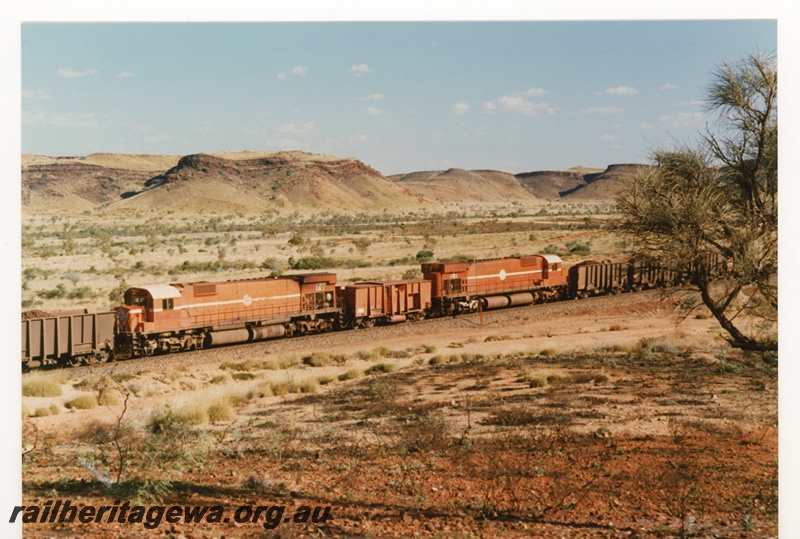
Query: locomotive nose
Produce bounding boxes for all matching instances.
[115,306,142,333]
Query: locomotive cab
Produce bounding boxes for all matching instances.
[116,285,183,333]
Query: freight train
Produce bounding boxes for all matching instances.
[21,254,689,370]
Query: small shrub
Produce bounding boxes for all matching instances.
[22,378,63,397]
[210,374,230,385]
[423,344,437,353]
[232,372,255,381]
[428,355,443,366]
[66,394,98,410]
[317,375,336,385]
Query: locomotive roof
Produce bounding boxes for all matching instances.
[541,254,563,264]
[133,284,182,300]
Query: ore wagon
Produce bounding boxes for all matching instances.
[342,279,431,327]
[21,310,115,369]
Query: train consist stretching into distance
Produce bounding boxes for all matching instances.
[21,254,692,370]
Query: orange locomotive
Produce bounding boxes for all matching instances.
[422,254,567,316]
[114,273,338,359]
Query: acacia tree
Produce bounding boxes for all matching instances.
[617,53,777,352]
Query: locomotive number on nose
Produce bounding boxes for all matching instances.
[316,283,325,291]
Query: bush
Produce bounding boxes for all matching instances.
[415,249,434,262]
[22,377,63,397]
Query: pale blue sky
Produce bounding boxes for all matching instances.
[21,20,776,175]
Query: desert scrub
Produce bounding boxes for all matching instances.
[22,377,63,397]
[210,374,230,385]
[66,394,99,410]
[231,372,256,381]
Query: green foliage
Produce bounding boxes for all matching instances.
[415,249,434,262]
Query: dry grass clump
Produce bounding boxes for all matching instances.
[247,381,277,399]
[517,371,550,388]
[365,362,396,375]
[338,368,363,381]
[210,374,230,385]
[66,394,99,410]
[231,372,256,381]
[291,378,319,394]
[262,354,302,370]
[569,372,609,384]
[22,377,63,397]
[485,334,512,342]
[303,352,349,367]
[97,390,121,406]
[207,399,236,422]
[316,375,336,386]
[219,359,267,372]
[357,347,390,362]
[33,404,61,417]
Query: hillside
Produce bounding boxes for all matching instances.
[22,151,428,214]
[390,164,643,203]
[389,168,538,203]
[22,150,648,215]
